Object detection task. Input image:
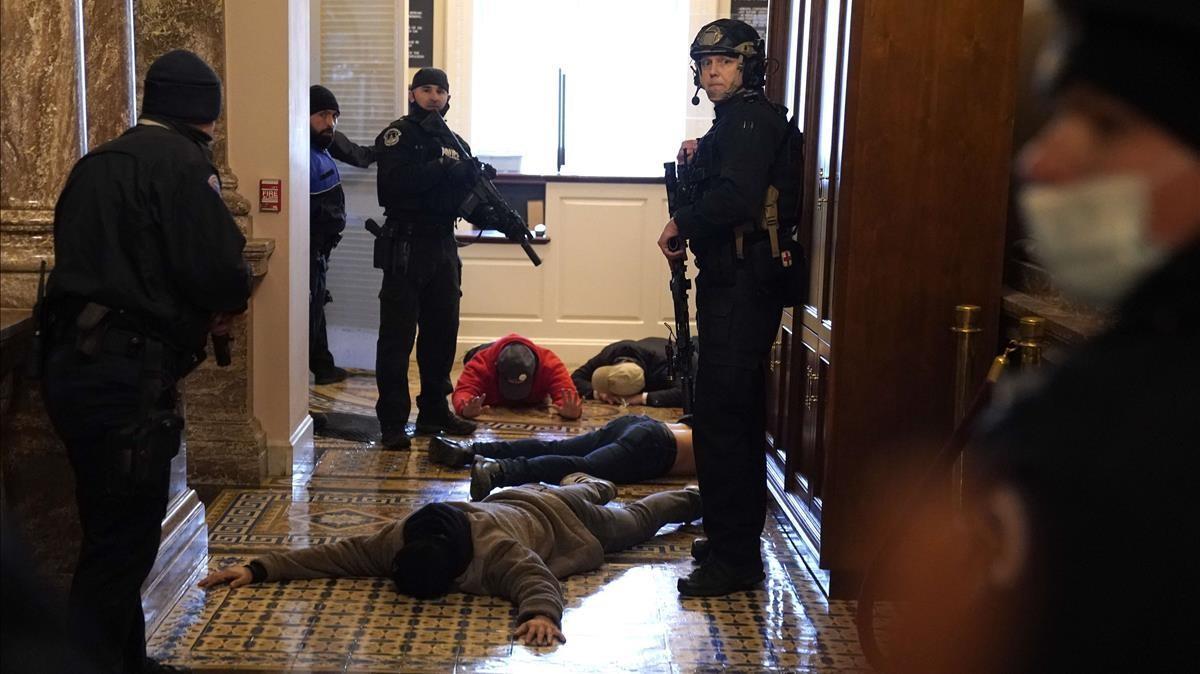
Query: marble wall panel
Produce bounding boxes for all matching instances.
[83,0,136,147]
[133,0,270,490]
[1,0,83,308]
[134,0,228,167]
[0,0,85,211]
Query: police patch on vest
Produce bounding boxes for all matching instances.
[207,174,221,194]
[383,128,402,146]
[440,146,460,161]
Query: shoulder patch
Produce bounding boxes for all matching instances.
[383,128,402,146]
[207,174,222,194]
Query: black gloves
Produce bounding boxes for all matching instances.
[442,156,476,187]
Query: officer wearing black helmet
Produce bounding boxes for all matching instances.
[657,19,796,597]
[41,49,251,673]
[371,68,478,449]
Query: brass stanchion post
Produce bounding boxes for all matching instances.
[950,304,982,505]
[1017,316,1046,370]
[952,305,982,423]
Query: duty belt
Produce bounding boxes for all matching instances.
[384,216,456,236]
[53,308,197,379]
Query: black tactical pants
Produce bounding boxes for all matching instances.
[309,240,336,375]
[477,414,677,487]
[41,341,182,674]
[375,234,462,436]
[692,246,783,573]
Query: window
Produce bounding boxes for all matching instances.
[470,0,690,177]
[319,0,403,184]
[317,0,401,334]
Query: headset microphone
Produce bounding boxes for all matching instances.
[691,86,701,106]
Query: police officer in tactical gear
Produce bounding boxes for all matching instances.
[658,19,797,597]
[41,49,251,673]
[372,68,478,449]
[309,85,375,384]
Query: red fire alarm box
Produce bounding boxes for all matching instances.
[259,179,282,213]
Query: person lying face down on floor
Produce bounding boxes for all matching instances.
[453,334,583,420]
[198,476,701,646]
[427,414,696,501]
[570,337,699,408]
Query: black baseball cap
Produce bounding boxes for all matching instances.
[496,343,537,402]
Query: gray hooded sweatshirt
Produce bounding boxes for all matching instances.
[254,484,603,626]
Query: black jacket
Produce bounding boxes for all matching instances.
[330,130,376,168]
[673,90,790,255]
[975,241,1200,669]
[571,337,699,408]
[310,131,375,253]
[46,119,251,353]
[374,110,473,228]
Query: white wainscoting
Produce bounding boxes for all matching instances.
[458,181,697,363]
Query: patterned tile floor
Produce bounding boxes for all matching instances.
[148,368,866,672]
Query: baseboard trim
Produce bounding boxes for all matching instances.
[267,414,313,478]
[141,489,206,636]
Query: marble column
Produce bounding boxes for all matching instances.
[0,0,84,308]
[135,0,275,492]
[0,0,139,603]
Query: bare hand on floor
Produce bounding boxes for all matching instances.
[462,394,488,419]
[197,565,253,590]
[514,615,566,647]
[555,389,583,420]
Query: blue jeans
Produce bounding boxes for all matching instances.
[475,415,676,486]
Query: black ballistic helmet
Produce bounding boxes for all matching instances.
[689,19,766,88]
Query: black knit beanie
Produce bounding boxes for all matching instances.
[410,68,450,92]
[141,50,222,123]
[310,85,340,115]
[1050,1,1200,152]
[390,503,473,599]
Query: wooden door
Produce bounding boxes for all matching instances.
[803,0,848,339]
[765,322,784,454]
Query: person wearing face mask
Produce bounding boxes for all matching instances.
[40,49,252,673]
[371,68,479,449]
[655,19,797,597]
[882,2,1199,671]
[308,85,375,385]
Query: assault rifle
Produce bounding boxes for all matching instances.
[421,113,542,267]
[663,161,695,413]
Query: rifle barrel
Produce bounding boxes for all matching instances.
[429,113,542,267]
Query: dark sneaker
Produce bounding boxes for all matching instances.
[691,537,711,564]
[470,456,504,501]
[313,366,349,385]
[415,412,477,436]
[380,429,411,450]
[143,658,193,673]
[677,560,765,597]
[428,436,475,467]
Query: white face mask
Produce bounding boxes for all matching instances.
[1018,174,1165,308]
